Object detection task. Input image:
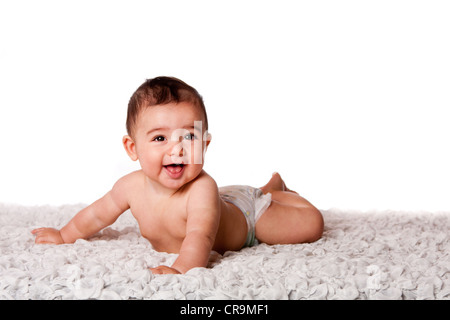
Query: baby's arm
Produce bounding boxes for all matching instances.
[32,176,130,244]
[151,178,220,274]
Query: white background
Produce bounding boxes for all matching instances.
[1,1,449,211]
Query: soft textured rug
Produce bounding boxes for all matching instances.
[0,203,448,300]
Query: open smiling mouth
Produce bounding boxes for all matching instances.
[163,164,185,177]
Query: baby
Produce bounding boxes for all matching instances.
[32,77,324,274]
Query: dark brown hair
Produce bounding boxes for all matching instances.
[126,76,208,137]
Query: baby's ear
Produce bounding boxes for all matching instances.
[204,132,212,148]
[123,135,138,161]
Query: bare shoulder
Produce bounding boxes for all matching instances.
[111,170,141,193]
[184,172,221,237]
[188,171,219,196]
[186,171,220,210]
[109,170,144,209]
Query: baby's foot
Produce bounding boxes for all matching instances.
[260,172,285,193]
[260,172,299,195]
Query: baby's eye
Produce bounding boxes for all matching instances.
[183,133,197,141]
[153,136,166,142]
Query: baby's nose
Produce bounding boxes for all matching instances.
[168,141,185,157]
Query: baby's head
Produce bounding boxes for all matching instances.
[123,77,211,190]
[126,76,208,139]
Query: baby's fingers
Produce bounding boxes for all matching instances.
[33,232,49,244]
[34,235,58,244]
[31,228,44,234]
[31,228,63,244]
[150,265,181,275]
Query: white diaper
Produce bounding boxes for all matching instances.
[219,185,272,247]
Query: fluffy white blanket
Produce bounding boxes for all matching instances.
[0,203,448,300]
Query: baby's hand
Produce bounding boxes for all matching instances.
[31,228,64,244]
[150,265,181,275]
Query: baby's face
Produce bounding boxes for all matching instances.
[129,102,209,190]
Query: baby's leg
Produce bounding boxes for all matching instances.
[256,173,324,245]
